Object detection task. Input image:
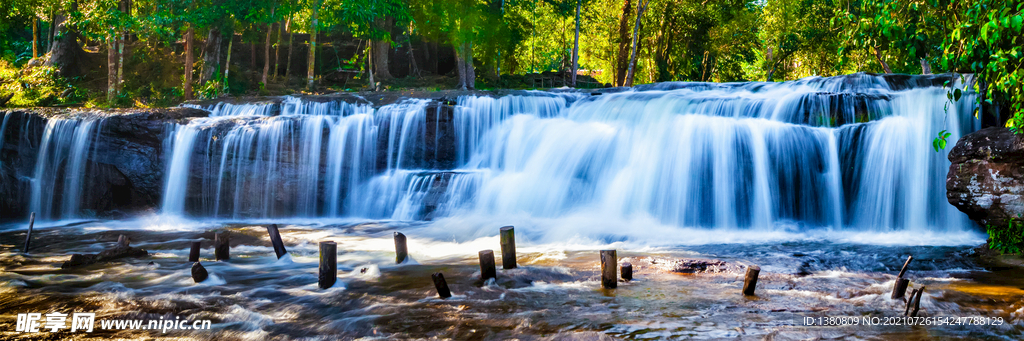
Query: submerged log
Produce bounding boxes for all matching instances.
[395,232,408,264]
[479,250,497,281]
[319,241,337,289]
[61,236,149,269]
[601,250,617,289]
[22,212,35,253]
[621,262,633,281]
[267,224,288,259]
[742,265,760,296]
[191,262,208,283]
[432,272,452,298]
[500,226,516,269]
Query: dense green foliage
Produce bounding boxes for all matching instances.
[0,0,1020,119]
[987,219,1024,254]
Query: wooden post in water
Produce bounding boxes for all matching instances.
[266,224,288,259]
[432,272,452,298]
[22,212,35,253]
[188,241,201,262]
[742,265,761,296]
[191,262,208,283]
[499,226,516,269]
[318,241,337,289]
[214,232,230,261]
[891,255,913,299]
[910,286,925,317]
[395,232,408,264]
[479,250,497,281]
[621,262,633,281]
[600,250,617,289]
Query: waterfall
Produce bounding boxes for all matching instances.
[28,119,101,220]
[158,74,979,236]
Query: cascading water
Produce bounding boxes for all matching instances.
[161,74,980,241]
[28,118,102,220]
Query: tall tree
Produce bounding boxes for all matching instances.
[623,0,649,87]
[307,0,318,89]
[614,0,632,86]
[184,25,194,99]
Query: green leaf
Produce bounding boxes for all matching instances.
[954,88,962,101]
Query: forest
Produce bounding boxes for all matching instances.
[0,0,1021,128]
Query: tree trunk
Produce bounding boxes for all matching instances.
[107,35,117,102]
[47,9,56,53]
[32,18,39,59]
[367,42,375,89]
[455,43,467,89]
[117,0,128,94]
[46,1,82,78]
[570,0,580,87]
[872,46,892,74]
[274,19,282,81]
[654,1,674,82]
[307,3,318,90]
[184,26,194,100]
[263,21,273,85]
[407,36,420,77]
[201,27,220,84]
[614,0,633,86]
[624,0,649,87]
[117,36,124,93]
[372,39,393,81]
[920,57,931,74]
[465,41,475,89]
[223,34,232,92]
[285,18,293,82]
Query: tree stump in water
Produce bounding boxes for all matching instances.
[394,232,408,264]
[621,262,633,281]
[601,250,617,289]
[479,250,496,281]
[189,241,201,262]
[500,226,516,269]
[266,224,288,259]
[432,272,452,298]
[318,241,337,289]
[891,255,913,299]
[742,265,760,296]
[215,232,230,261]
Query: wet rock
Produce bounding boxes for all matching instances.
[632,257,736,274]
[666,258,731,274]
[191,262,209,283]
[946,126,1024,228]
[60,243,149,269]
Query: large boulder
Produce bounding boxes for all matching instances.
[947,127,1024,227]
